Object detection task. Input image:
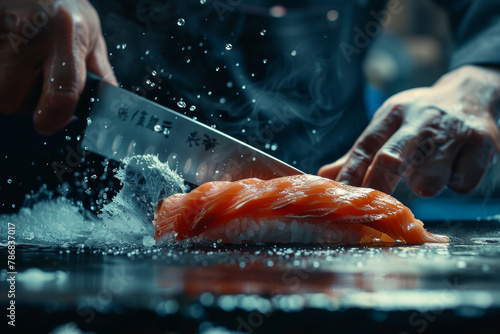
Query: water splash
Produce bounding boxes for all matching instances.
[0,155,186,248]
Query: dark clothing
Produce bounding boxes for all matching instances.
[1,0,500,212]
[434,0,500,69]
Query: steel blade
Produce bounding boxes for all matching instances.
[78,75,303,185]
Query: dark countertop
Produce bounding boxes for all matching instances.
[2,220,500,333]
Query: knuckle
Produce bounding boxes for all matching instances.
[374,150,404,171]
[351,146,372,162]
[52,7,75,28]
[376,102,405,121]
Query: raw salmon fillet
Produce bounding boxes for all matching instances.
[154,174,449,245]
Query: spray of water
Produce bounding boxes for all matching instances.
[0,155,186,248]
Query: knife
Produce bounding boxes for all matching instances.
[75,73,303,186]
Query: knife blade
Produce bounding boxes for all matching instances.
[75,73,303,186]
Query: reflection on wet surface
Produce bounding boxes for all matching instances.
[2,221,500,333]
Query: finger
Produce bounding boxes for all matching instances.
[405,137,462,197]
[86,36,117,86]
[448,138,495,194]
[33,11,87,134]
[335,105,404,186]
[0,43,42,115]
[317,153,348,180]
[362,127,428,194]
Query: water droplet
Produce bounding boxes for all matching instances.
[225,43,233,50]
[122,43,127,49]
[262,59,268,64]
[65,136,71,141]
[269,5,287,17]
[177,101,186,108]
[7,179,12,184]
[62,62,66,66]
[260,29,267,36]
[190,105,196,111]
[215,67,220,71]
[227,81,233,88]
[291,50,297,56]
[312,129,317,134]
[90,97,95,103]
[50,78,54,82]
[219,97,226,104]
[200,0,206,4]
[177,18,185,26]
[145,49,150,55]
[58,85,62,90]
[186,59,191,63]
[326,10,339,21]
[154,125,162,132]
[271,143,278,151]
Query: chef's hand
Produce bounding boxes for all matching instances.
[0,0,116,134]
[318,65,500,197]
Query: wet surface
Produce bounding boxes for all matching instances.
[2,220,500,333]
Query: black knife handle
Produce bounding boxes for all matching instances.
[74,72,103,120]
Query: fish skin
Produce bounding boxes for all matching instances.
[154,174,449,244]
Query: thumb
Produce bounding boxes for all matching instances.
[317,153,349,180]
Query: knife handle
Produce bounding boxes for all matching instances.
[74,72,103,120]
